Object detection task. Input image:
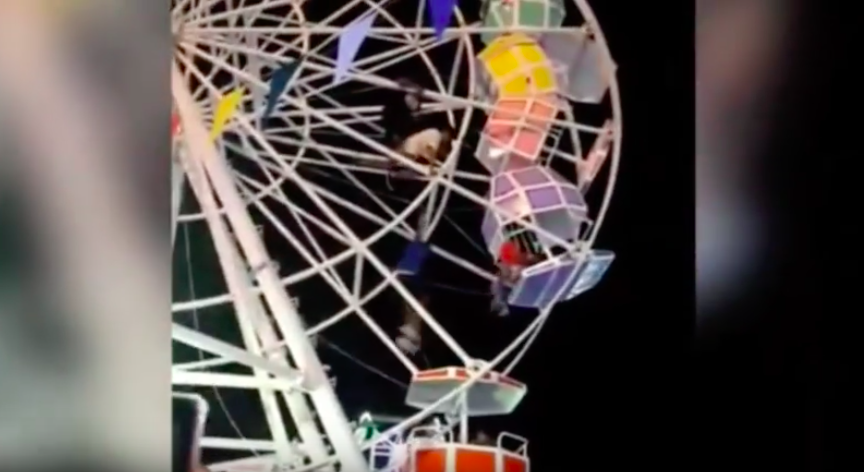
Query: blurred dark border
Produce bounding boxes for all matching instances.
[0,2,171,469]
[694,2,850,470]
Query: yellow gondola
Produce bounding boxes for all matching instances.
[476,33,557,99]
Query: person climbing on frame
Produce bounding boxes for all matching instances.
[380,77,455,186]
[381,77,422,150]
[397,125,454,174]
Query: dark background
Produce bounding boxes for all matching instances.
[694,2,850,471]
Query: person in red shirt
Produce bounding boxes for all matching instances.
[491,240,540,316]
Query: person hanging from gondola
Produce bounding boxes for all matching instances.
[490,223,542,316]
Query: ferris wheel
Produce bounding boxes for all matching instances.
[171,0,621,471]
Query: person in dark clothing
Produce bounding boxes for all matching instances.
[434,125,455,163]
[381,77,422,148]
[379,78,426,186]
[379,79,457,188]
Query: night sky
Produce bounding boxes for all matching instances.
[173,0,695,470]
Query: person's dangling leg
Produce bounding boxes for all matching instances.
[490,275,510,317]
[495,263,523,316]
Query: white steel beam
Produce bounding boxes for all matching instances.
[171,149,186,248]
[178,140,299,458]
[172,62,366,471]
[172,323,302,384]
[226,160,332,465]
[201,437,277,451]
[173,371,294,390]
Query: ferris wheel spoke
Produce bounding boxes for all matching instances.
[411,0,428,41]
[234,174,421,376]
[253,132,388,169]
[173,0,215,24]
[234,160,354,267]
[233,136,413,247]
[175,42,245,109]
[222,0,262,111]
[261,134,392,174]
[185,29,449,105]
[261,94,583,264]
[232,166,411,298]
[218,14,411,47]
[173,323,304,385]
[288,82,475,186]
[230,156,354,288]
[188,24,578,36]
[230,166,355,250]
[300,85,392,137]
[299,114,382,138]
[274,103,382,120]
[297,33,460,99]
[449,169,492,184]
[240,180,359,302]
[293,46,606,137]
[174,277,393,377]
[208,454,277,472]
[260,127,489,186]
[227,101,416,231]
[271,103,384,138]
[173,207,368,312]
[230,110,475,367]
[264,96,486,186]
[290,94,583,251]
[197,17,457,92]
[296,177,498,283]
[304,52,610,136]
[175,45,234,110]
[350,0,436,47]
[173,370,291,391]
[183,0,300,28]
[269,130,491,185]
[201,436,277,452]
[170,0,198,22]
[265,128,422,237]
[231,0,372,72]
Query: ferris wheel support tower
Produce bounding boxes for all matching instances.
[179,144,330,466]
[171,63,367,471]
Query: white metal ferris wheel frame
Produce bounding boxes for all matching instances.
[170,0,623,470]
